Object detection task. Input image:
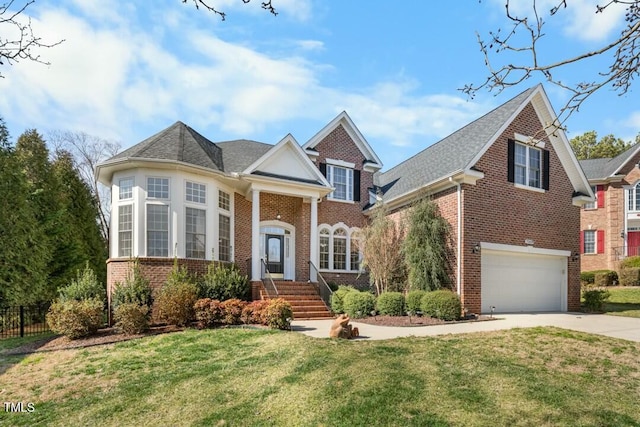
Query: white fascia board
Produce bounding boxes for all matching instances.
[573,194,594,207]
[481,242,571,257]
[325,158,356,168]
[612,145,640,175]
[243,177,329,199]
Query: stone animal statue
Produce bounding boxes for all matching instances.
[329,314,355,339]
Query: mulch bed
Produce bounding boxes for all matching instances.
[353,314,496,327]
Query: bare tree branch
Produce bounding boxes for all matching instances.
[182,0,278,21]
[0,0,64,78]
[462,0,640,131]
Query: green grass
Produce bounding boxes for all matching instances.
[1,327,640,426]
[603,287,640,318]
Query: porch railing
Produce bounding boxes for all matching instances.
[1,304,51,339]
[308,260,333,311]
[260,258,279,297]
[612,246,640,261]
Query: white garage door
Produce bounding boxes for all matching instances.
[481,249,567,313]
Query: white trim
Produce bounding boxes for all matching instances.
[325,158,356,168]
[480,242,571,257]
[514,183,546,193]
[259,220,295,280]
[317,222,362,272]
[514,132,545,149]
[612,144,640,176]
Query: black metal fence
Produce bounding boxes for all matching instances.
[0,305,51,339]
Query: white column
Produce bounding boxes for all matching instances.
[309,196,318,282]
[251,189,261,281]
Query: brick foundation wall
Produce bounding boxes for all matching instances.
[462,103,581,313]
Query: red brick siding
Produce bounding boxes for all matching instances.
[462,103,581,313]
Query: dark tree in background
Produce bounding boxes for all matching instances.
[463,0,640,128]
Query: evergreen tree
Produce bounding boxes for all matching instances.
[403,197,451,291]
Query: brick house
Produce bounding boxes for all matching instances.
[579,144,640,272]
[97,84,592,315]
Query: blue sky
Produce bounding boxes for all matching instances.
[1,0,638,170]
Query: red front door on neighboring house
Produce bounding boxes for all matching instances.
[628,232,640,257]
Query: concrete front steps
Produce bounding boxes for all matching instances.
[261,281,333,320]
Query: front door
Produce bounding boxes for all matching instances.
[628,231,640,256]
[266,234,284,275]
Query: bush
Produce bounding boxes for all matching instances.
[112,262,153,310]
[331,286,357,314]
[421,290,461,321]
[241,300,270,325]
[581,270,617,286]
[263,298,293,330]
[197,263,250,301]
[343,291,376,318]
[376,292,405,316]
[221,298,247,325]
[619,256,640,269]
[582,287,610,312]
[194,298,223,328]
[326,281,339,292]
[114,303,150,335]
[154,269,198,326]
[58,263,105,304]
[406,290,427,314]
[619,267,640,286]
[594,270,618,286]
[47,299,104,339]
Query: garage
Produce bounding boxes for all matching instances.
[481,244,569,313]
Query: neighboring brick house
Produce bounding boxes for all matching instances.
[578,144,640,272]
[97,84,592,314]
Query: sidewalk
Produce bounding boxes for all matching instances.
[291,313,640,342]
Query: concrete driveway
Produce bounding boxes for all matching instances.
[291,313,640,342]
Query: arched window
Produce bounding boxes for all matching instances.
[319,228,330,269]
[333,228,347,270]
[630,183,640,212]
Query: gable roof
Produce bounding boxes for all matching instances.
[215,139,273,172]
[376,86,537,202]
[110,121,225,171]
[302,111,383,171]
[579,143,640,180]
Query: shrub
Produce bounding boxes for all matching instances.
[326,281,339,292]
[221,298,247,325]
[343,291,376,318]
[241,300,269,325]
[376,292,405,316]
[619,256,640,269]
[112,262,153,310]
[263,298,293,330]
[582,287,610,312]
[580,271,596,285]
[406,290,427,314]
[58,263,105,304]
[154,267,198,326]
[421,290,461,321]
[619,267,640,286]
[331,286,357,314]
[114,303,149,335]
[194,298,223,328]
[47,299,104,339]
[197,263,250,301]
[594,270,618,286]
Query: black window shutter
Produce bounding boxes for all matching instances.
[319,162,326,177]
[353,170,361,202]
[507,139,515,183]
[542,149,550,190]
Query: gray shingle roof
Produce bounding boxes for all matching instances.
[111,121,224,171]
[107,122,273,174]
[579,143,640,180]
[376,86,537,202]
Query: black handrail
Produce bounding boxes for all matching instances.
[260,258,279,297]
[308,260,333,311]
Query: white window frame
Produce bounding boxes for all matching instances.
[147,177,170,200]
[185,181,206,204]
[146,204,170,257]
[327,165,354,202]
[118,204,133,257]
[218,190,231,211]
[317,224,362,272]
[584,186,597,210]
[119,177,134,201]
[185,207,206,259]
[584,230,596,254]
[217,188,233,262]
[218,213,231,262]
[629,183,640,212]
[514,142,543,190]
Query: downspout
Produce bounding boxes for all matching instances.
[449,177,462,296]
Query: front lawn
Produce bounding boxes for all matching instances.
[603,287,640,318]
[1,327,639,426]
